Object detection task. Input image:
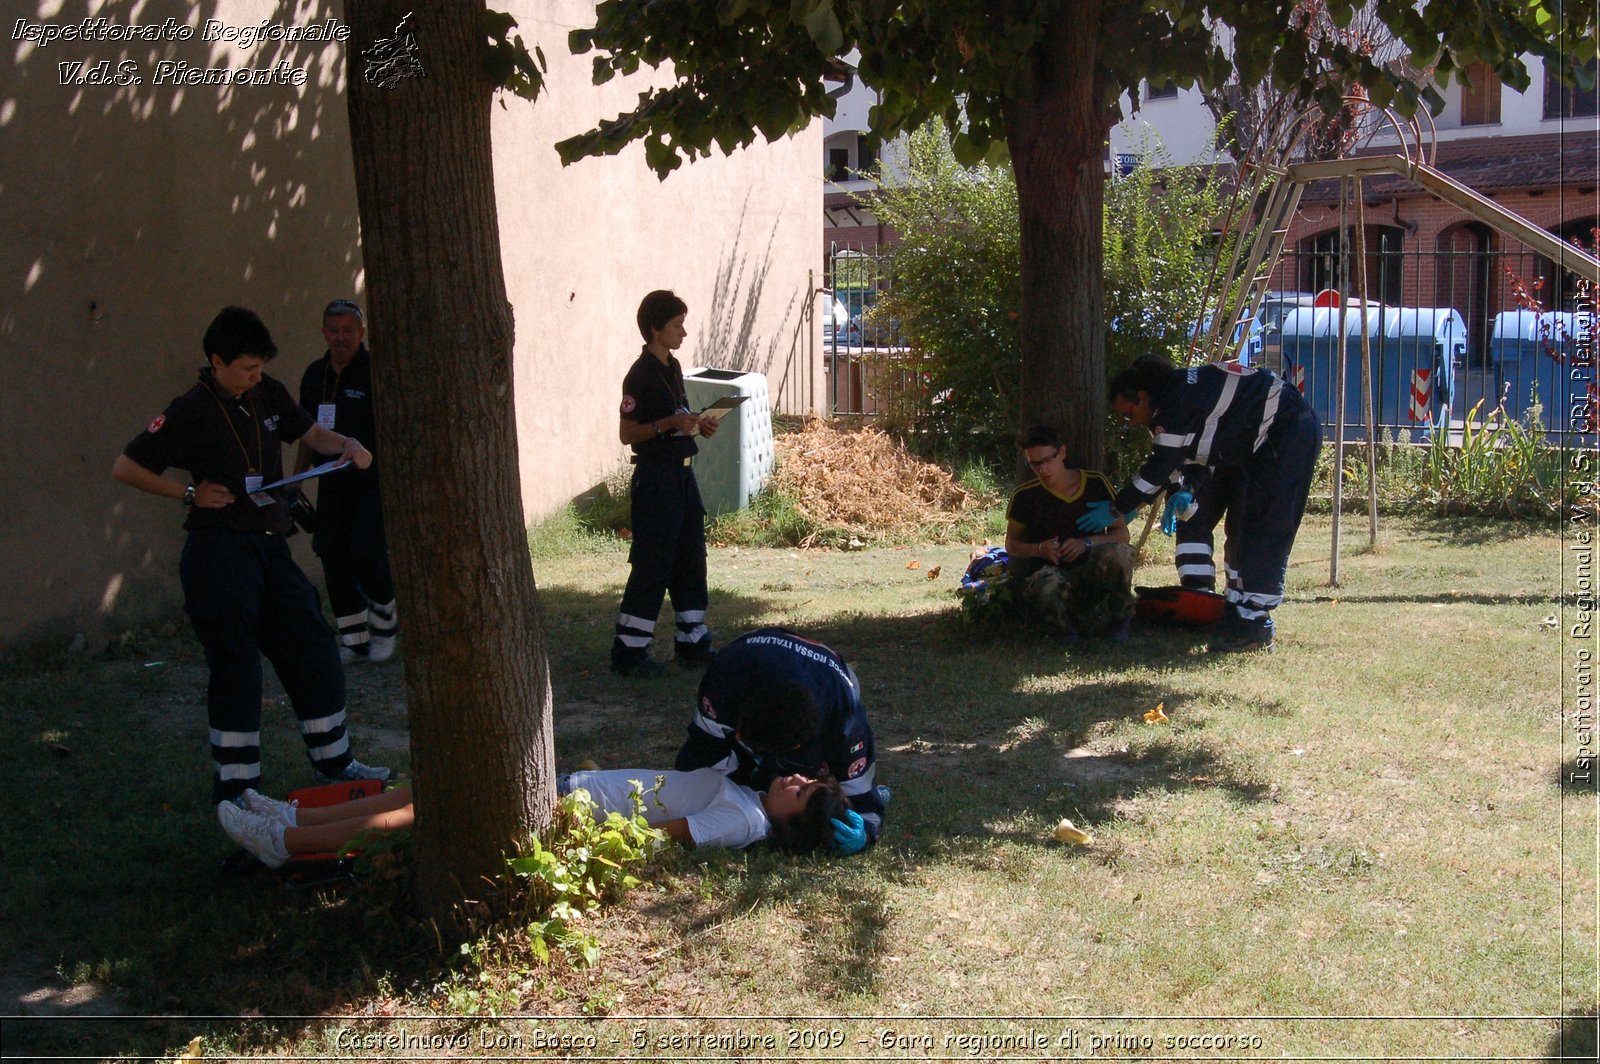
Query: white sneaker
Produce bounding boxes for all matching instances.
[367,634,396,663]
[218,801,290,869]
[338,645,368,666]
[240,788,299,827]
[315,758,392,785]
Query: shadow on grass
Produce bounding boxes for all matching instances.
[1299,590,1564,608]
[1,574,1282,1041]
[1561,758,1597,795]
[1402,513,1561,548]
[1547,1012,1597,1061]
[535,582,1276,999]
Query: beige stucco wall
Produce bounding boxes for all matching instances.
[497,1,824,532]
[0,0,821,652]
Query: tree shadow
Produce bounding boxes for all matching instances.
[1547,1012,1597,1061]
[529,579,1280,1000]
[1401,513,1563,548]
[3,0,363,649]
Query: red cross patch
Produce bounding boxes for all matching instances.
[846,757,867,778]
[146,414,165,433]
[620,394,637,414]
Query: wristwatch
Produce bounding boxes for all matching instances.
[182,484,196,507]
[1082,537,1093,551]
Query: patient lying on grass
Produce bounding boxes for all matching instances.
[217,768,847,868]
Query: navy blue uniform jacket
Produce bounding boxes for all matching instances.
[675,628,883,842]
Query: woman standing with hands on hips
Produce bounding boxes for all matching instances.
[610,290,721,678]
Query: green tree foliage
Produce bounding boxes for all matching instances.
[870,122,1222,461]
[868,125,1020,458]
[1101,126,1227,375]
[558,0,1596,467]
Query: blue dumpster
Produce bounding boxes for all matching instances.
[1278,306,1386,437]
[1491,310,1596,437]
[1380,308,1464,440]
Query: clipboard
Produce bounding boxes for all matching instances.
[258,458,351,492]
[698,395,748,422]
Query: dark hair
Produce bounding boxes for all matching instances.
[636,289,688,341]
[766,776,850,855]
[735,681,820,754]
[1016,424,1063,450]
[203,306,277,364]
[323,299,364,323]
[1108,354,1175,403]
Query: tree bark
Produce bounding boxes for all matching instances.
[1003,0,1114,470]
[345,2,555,923]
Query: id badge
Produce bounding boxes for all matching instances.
[244,474,274,508]
[317,403,337,430]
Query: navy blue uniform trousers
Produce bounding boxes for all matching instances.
[613,461,709,667]
[1175,468,1241,593]
[1228,407,1322,636]
[180,529,353,803]
[313,485,395,647]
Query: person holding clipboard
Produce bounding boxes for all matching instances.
[112,306,391,806]
[611,290,721,678]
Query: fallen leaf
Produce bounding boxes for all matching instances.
[1142,702,1169,725]
[927,565,942,579]
[906,559,921,570]
[1053,818,1093,845]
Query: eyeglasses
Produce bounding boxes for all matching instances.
[1026,448,1061,470]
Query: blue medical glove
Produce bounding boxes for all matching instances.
[831,809,868,855]
[1076,500,1120,534]
[1161,490,1195,535]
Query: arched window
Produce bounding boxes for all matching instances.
[1298,225,1404,306]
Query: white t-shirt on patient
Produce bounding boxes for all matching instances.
[564,767,771,849]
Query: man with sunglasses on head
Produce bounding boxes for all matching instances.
[1005,425,1135,644]
[295,299,397,665]
[674,627,885,856]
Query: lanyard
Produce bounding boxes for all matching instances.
[207,386,263,475]
[651,357,686,410]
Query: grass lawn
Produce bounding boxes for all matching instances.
[1,513,1592,1060]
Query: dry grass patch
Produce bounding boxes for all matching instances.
[769,418,989,543]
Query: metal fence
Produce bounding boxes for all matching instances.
[824,237,1596,443]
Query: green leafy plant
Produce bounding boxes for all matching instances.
[868,121,1225,467]
[1102,123,1227,379]
[503,782,665,967]
[442,784,665,1014]
[1419,398,1569,517]
[869,122,1021,460]
[1327,399,1574,520]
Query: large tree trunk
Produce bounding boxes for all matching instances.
[345,2,554,923]
[1003,1,1114,469]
